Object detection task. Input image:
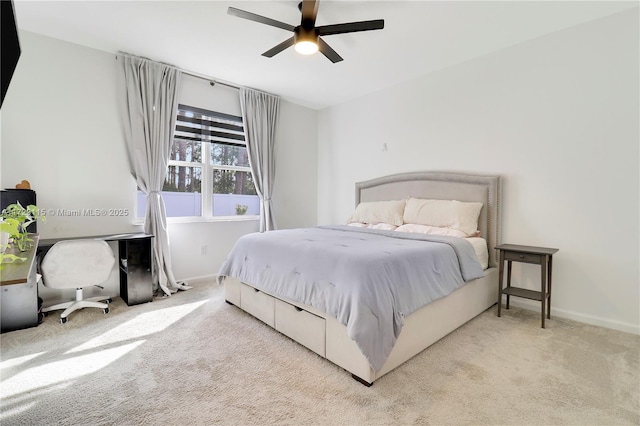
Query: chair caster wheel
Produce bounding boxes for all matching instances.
[43,311,48,317]
[103,307,110,314]
[60,317,68,324]
[105,298,113,304]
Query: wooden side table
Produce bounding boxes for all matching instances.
[496,244,559,328]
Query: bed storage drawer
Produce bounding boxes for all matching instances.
[240,283,275,327]
[224,278,241,306]
[275,299,326,357]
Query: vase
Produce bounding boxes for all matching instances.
[0,231,8,253]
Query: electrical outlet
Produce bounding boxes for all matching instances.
[200,245,207,255]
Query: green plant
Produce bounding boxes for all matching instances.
[235,204,248,215]
[1,202,45,252]
[0,251,26,266]
[0,218,26,267]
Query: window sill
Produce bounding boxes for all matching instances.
[132,215,260,226]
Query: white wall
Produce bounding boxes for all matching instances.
[2,31,139,238]
[318,10,639,334]
[272,100,318,229]
[1,31,318,297]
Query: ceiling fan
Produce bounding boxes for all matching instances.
[227,0,384,63]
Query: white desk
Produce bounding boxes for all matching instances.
[0,235,40,332]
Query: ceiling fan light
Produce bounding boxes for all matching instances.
[295,40,318,55]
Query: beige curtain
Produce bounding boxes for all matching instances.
[117,53,190,296]
[239,88,280,232]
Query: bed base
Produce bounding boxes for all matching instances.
[351,374,373,387]
[224,268,497,385]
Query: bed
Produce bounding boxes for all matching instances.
[218,171,502,385]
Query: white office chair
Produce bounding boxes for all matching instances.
[40,239,116,324]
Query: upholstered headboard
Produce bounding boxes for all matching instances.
[355,171,502,268]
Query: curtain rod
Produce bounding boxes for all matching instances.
[181,69,241,91]
[115,53,241,90]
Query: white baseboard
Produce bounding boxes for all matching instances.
[170,279,640,335]
[176,274,218,284]
[501,296,640,335]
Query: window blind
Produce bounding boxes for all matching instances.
[174,104,245,146]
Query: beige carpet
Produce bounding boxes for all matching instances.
[1,279,638,425]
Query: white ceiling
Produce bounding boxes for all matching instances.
[13,1,638,109]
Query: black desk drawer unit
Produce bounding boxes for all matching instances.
[118,236,153,306]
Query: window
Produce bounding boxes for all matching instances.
[137,104,259,219]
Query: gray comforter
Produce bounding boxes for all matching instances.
[217,225,484,371]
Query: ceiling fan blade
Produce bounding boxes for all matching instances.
[262,37,296,58]
[300,0,319,28]
[228,7,295,32]
[317,38,343,63]
[317,19,384,36]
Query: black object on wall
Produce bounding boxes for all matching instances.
[1,189,37,233]
[1,0,21,108]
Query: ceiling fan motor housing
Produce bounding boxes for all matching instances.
[294,26,319,45]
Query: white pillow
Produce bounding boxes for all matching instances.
[395,223,469,238]
[403,198,483,237]
[348,199,406,226]
[348,222,398,231]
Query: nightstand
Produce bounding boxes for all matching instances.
[496,244,559,328]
